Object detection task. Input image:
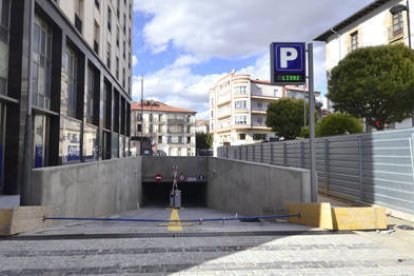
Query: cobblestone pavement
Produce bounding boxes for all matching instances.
[0,207,414,275]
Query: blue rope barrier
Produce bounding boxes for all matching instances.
[44,213,300,223]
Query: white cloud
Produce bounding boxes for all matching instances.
[136,0,374,59]
[132,0,376,116]
[132,55,138,67]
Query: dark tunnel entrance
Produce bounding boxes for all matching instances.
[142,181,207,207]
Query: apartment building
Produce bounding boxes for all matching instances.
[131,101,196,156]
[195,120,210,134]
[0,0,132,196]
[209,72,309,154]
[314,0,412,128]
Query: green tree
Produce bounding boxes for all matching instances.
[316,113,363,137]
[328,44,414,130]
[266,98,309,140]
[196,132,212,150]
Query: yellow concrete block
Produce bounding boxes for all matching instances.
[0,206,52,236]
[286,203,333,230]
[0,209,13,236]
[332,207,387,230]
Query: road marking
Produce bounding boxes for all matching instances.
[167,208,183,232]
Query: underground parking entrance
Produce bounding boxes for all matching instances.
[142,180,207,207]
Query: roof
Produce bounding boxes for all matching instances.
[131,100,196,114]
[314,0,391,41]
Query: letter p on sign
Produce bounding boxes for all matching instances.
[280,47,298,69]
[270,42,306,85]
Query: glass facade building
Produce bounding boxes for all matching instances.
[0,0,132,196]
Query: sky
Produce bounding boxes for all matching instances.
[131,0,375,119]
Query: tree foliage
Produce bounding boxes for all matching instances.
[196,132,212,149]
[266,98,309,140]
[328,44,414,130]
[316,113,363,137]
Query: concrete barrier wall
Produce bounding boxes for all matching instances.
[30,157,141,218]
[207,158,311,216]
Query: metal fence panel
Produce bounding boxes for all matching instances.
[218,128,414,215]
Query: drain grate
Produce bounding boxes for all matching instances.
[397,225,414,231]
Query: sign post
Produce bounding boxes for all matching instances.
[270,42,317,202]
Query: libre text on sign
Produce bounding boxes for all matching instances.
[270,42,306,85]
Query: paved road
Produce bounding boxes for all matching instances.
[0,207,414,275]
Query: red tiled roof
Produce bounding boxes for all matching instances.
[131,100,196,114]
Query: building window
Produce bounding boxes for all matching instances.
[392,12,404,37]
[239,133,246,140]
[116,57,119,79]
[106,42,111,69]
[32,16,52,110]
[93,22,100,54]
[59,116,81,164]
[74,0,83,33]
[0,0,10,96]
[103,81,111,130]
[187,136,191,144]
[85,66,95,123]
[107,7,112,31]
[234,86,247,95]
[158,136,162,144]
[235,115,247,125]
[253,134,266,140]
[0,0,10,43]
[111,132,119,158]
[33,114,49,168]
[61,46,78,118]
[83,123,98,161]
[235,100,247,110]
[350,31,358,51]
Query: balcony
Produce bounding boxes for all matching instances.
[75,14,82,33]
[167,119,185,124]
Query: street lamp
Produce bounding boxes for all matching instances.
[390,1,414,126]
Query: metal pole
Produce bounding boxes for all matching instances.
[308,43,317,202]
[140,77,143,155]
[406,0,414,126]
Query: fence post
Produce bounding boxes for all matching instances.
[252,145,255,162]
[283,142,288,166]
[300,141,305,168]
[260,143,264,163]
[324,139,330,196]
[245,145,248,160]
[270,142,274,164]
[239,146,242,160]
[358,136,364,201]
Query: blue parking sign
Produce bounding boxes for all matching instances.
[270,42,306,85]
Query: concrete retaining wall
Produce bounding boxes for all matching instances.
[30,157,141,218]
[28,156,310,218]
[207,158,311,216]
